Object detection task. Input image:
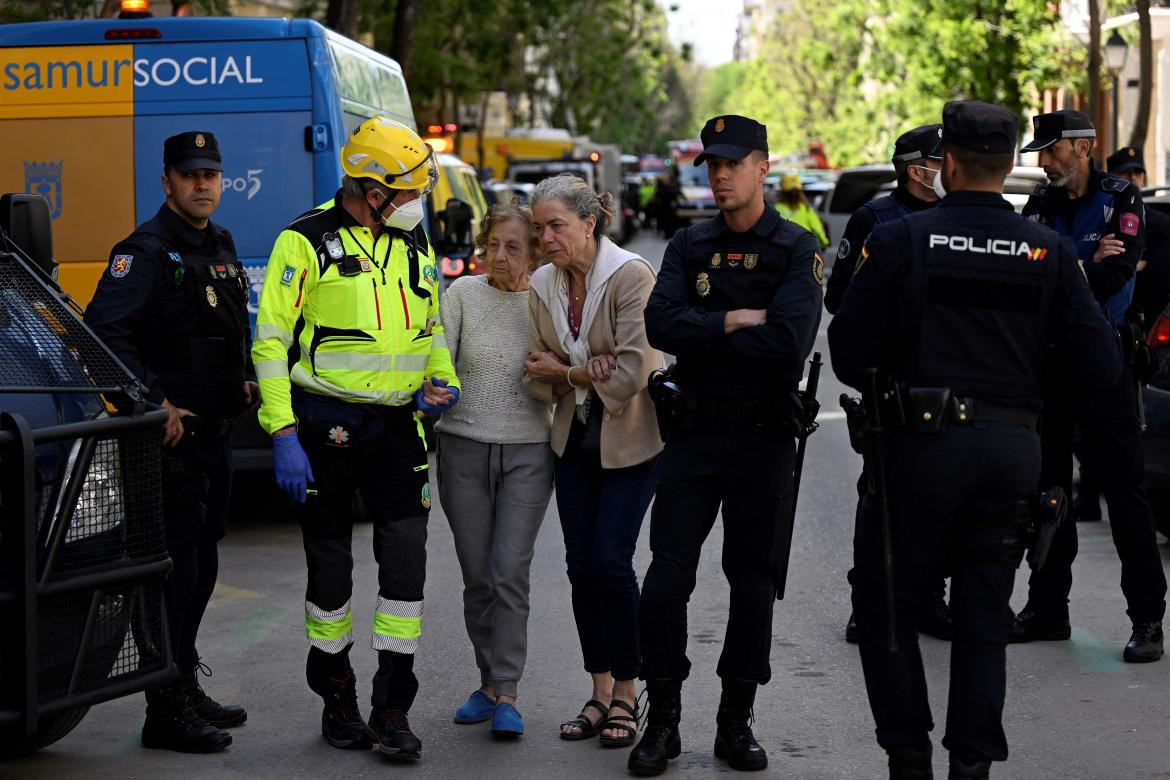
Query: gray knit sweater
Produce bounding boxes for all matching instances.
[435,275,553,443]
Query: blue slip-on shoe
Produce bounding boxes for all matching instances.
[490,702,524,738]
[454,690,496,724]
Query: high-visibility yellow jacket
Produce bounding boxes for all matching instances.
[775,200,829,249]
[252,193,458,434]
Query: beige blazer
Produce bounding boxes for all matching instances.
[525,244,665,469]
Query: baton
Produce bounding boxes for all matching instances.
[775,351,822,600]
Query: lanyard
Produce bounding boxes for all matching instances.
[344,227,393,286]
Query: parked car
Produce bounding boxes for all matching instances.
[0,194,172,758]
[817,164,1049,266]
[1137,193,1170,539]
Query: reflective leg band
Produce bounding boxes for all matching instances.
[305,601,353,653]
[371,597,423,654]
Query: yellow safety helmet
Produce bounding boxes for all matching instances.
[780,173,803,192]
[340,116,438,195]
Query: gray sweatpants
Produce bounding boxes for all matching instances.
[437,433,554,699]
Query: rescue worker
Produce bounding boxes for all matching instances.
[631,115,822,776]
[827,125,951,644]
[252,116,460,760]
[86,131,250,753]
[1013,111,1166,662]
[1075,146,1170,524]
[774,173,829,248]
[829,100,1120,780]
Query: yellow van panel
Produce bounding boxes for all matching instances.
[56,261,107,309]
[0,45,134,119]
[0,116,137,305]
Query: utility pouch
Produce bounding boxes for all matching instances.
[840,394,868,455]
[906,387,951,434]
[1028,486,1068,571]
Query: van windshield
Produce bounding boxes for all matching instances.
[678,162,708,188]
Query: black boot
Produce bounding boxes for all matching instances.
[713,679,767,771]
[178,659,247,728]
[918,591,953,641]
[845,611,859,644]
[369,652,421,761]
[887,743,933,779]
[1123,621,1164,663]
[306,647,375,749]
[1007,607,1070,643]
[141,683,232,753]
[628,679,682,776]
[948,753,990,779]
[369,707,421,761]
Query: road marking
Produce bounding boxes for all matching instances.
[818,411,847,421]
[208,582,263,609]
[1064,627,1128,673]
[229,604,290,645]
[228,603,290,645]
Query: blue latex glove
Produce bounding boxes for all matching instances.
[415,377,460,417]
[272,431,314,503]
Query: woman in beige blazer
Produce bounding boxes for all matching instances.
[524,174,664,749]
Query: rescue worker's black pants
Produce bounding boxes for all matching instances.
[158,427,233,670]
[853,422,1038,763]
[294,394,430,711]
[639,421,795,684]
[1027,365,1167,623]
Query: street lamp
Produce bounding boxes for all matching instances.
[1105,30,1130,152]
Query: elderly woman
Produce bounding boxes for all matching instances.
[437,202,554,738]
[524,174,664,748]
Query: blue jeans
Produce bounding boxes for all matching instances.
[554,419,659,681]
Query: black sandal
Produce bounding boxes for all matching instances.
[598,698,639,748]
[559,699,609,741]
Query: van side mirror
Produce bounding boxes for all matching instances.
[1,193,57,282]
[440,198,474,253]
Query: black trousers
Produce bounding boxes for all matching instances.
[853,422,1039,763]
[159,428,233,668]
[639,421,795,684]
[1026,365,1167,623]
[294,392,429,710]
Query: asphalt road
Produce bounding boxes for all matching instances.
[6,229,1170,780]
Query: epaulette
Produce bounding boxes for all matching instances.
[1101,175,1130,194]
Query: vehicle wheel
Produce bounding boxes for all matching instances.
[0,707,89,759]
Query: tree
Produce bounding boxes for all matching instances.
[1087,0,1103,162]
[1129,0,1153,149]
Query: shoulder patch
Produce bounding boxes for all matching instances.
[836,237,851,259]
[110,255,133,277]
[854,243,871,274]
[1120,212,1140,236]
[812,252,825,285]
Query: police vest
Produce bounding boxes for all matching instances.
[1029,178,1136,326]
[134,224,249,418]
[896,207,1061,403]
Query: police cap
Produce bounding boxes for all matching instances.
[164,131,223,173]
[1020,110,1095,153]
[1107,146,1146,175]
[695,115,768,166]
[892,124,942,164]
[939,100,1018,154]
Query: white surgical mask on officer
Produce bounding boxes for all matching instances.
[381,195,425,231]
[932,168,947,200]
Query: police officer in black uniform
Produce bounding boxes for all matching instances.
[828,124,954,644]
[86,131,252,753]
[1075,146,1170,523]
[1108,146,1170,328]
[1011,112,1167,662]
[830,101,1120,780]
[630,115,822,776]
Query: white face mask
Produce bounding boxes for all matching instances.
[381,196,425,231]
[932,168,947,200]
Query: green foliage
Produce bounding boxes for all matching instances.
[693,0,1092,166]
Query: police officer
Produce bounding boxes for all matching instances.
[1012,111,1166,661]
[252,116,459,760]
[829,100,1120,780]
[86,131,251,753]
[631,115,822,776]
[1107,146,1170,329]
[825,123,942,314]
[829,124,953,644]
